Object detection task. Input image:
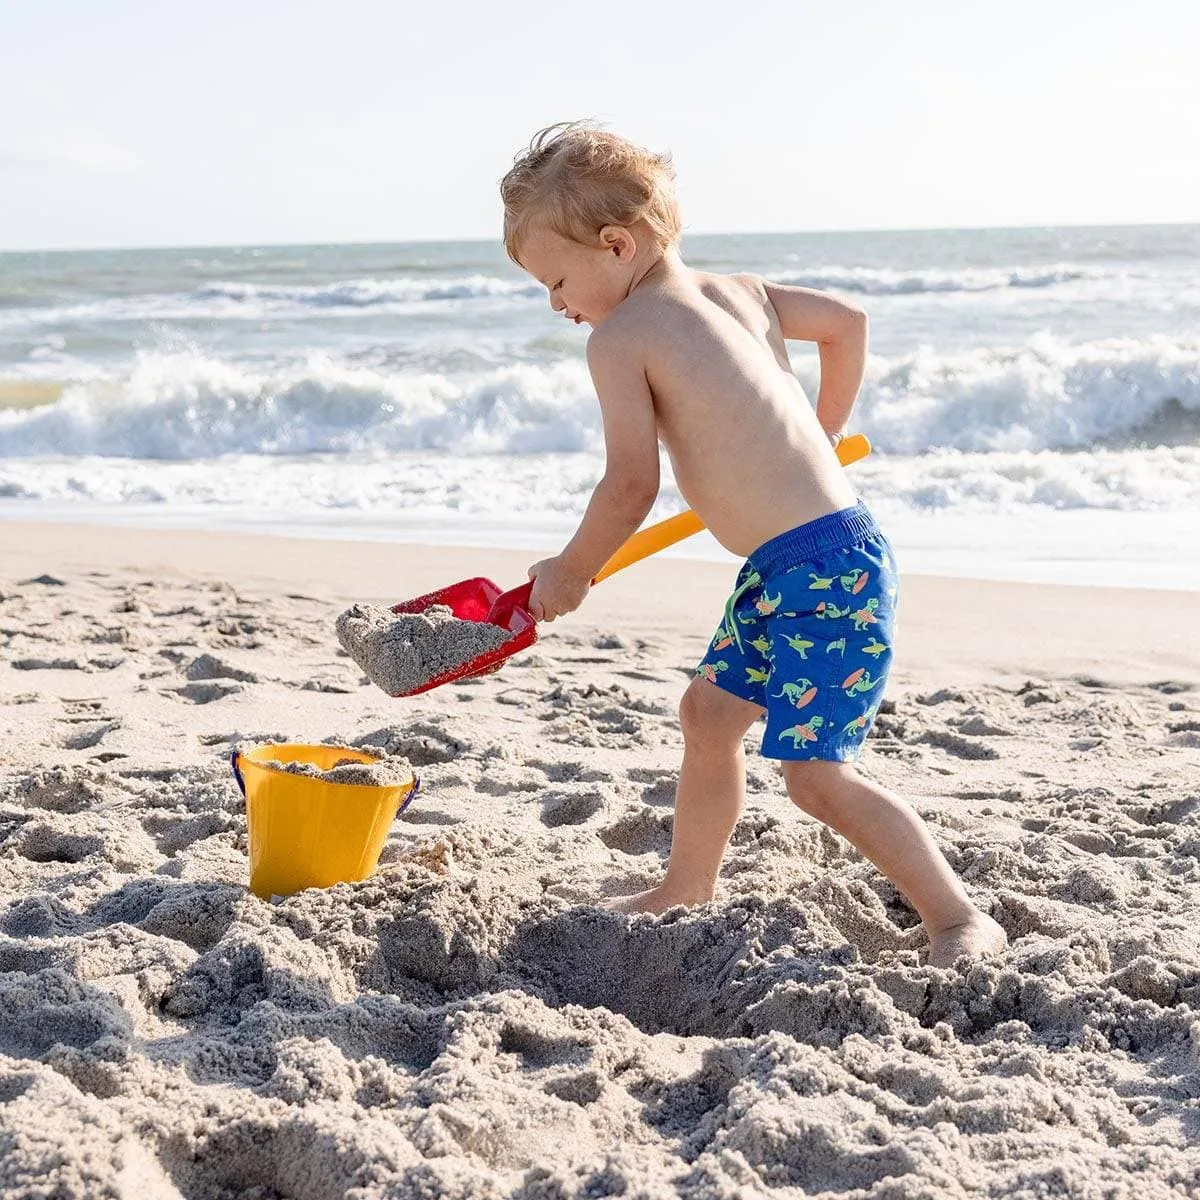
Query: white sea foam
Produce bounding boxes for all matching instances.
[0,352,601,458]
[797,333,1200,454]
[0,275,540,329]
[1,445,1197,519]
[196,275,540,307]
[773,263,1107,295]
[2,335,1196,463]
[0,261,1117,332]
[3,456,1198,590]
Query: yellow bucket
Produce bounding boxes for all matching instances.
[230,743,419,899]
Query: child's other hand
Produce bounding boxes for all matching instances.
[527,555,591,622]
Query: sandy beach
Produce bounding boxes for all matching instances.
[1,520,1198,1198]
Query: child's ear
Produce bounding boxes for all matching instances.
[599,224,635,261]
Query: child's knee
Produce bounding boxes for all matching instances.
[781,759,855,821]
[678,678,759,746]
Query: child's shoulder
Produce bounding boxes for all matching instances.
[685,268,776,334]
[693,268,769,305]
[593,269,772,361]
[624,267,769,326]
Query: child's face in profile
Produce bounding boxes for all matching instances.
[518,225,630,329]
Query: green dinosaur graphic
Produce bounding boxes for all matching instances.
[772,679,818,708]
[841,667,883,696]
[850,598,880,630]
[843,702,881,735]
[755,591,782,616]
[815,601,851,621]
[840,568,870,594]
[778,715,825,747]
[782,633,813,658]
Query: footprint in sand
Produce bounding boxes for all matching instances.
[168,680,244,704]
[13,656,84,671]
[616,668,674,683]
[60,720,120,751]
[17,824,103,864]
[954,715,1014,737]
[183,653,259,683]
[915,688,967,705]
[1149,680,1194,696]
[195,729,289,747]
[297,676,356,694]
[14,765,112,813]
[528,758,609,784]
[599,807,673,855]
[625,769,676,807]
[1163,717,1200,749]
[540,788,606,828]
[916,729,999,760]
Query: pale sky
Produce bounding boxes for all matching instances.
[2,0,1197,251]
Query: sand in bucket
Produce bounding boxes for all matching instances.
[231,743,418,899]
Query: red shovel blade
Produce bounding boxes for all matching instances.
[386,576,538,697]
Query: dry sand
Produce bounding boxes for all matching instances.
[1,522,1198,1199]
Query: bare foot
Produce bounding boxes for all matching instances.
[927,912,1008,968]
[601,884,710,916]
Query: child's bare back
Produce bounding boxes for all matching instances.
[595,263,859,556]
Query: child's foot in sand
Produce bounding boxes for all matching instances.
[602,884,710,916]
[927,912,1008,968]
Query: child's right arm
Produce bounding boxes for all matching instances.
[761,281,869,440]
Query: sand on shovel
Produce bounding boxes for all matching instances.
[335,602,511,694]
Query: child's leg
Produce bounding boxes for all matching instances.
[604,678,763,914]
[781,760,1007,967]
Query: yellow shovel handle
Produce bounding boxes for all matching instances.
[592,432,871,584]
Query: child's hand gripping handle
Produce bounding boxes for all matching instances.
[491,433,871,622]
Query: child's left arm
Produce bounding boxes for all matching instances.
[762,280,868,440]
[526,331,660,622]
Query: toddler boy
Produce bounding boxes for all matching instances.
[500,123,1006,967]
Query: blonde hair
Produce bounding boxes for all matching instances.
[500,121,682,266]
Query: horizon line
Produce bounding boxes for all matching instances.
[2,218,1197,257]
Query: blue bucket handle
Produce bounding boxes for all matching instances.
[398,775,421,818]
[230,749,246,797]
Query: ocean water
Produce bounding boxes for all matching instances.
[1,226,1198,588]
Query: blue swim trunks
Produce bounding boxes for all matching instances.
[695,502,898,762]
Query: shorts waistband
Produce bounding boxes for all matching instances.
[748,503,881,577]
